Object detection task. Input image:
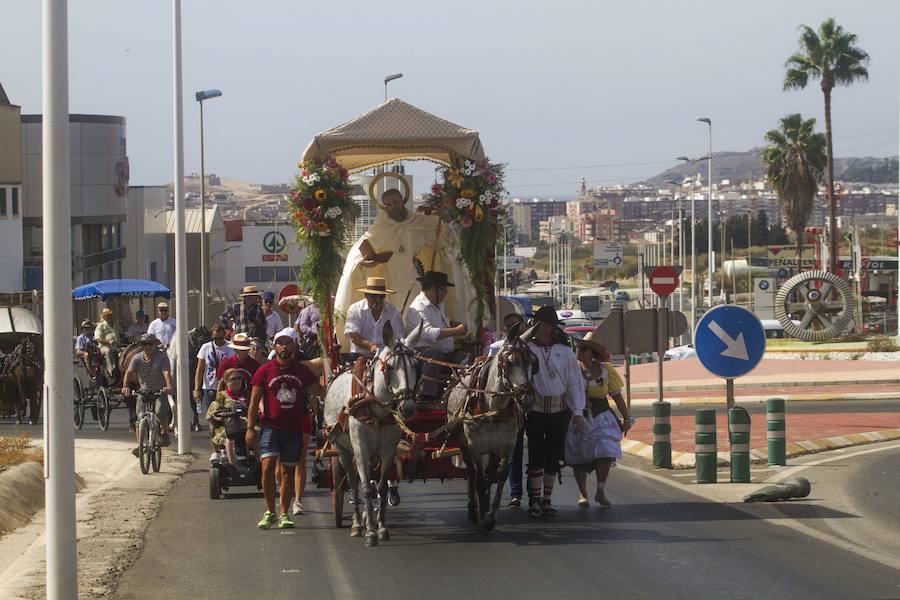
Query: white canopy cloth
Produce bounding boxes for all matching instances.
[301,98,485,173]
[0,306,43,335]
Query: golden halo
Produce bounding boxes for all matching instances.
[368,171,411,209]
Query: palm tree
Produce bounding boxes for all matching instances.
[784,17,869,273]
[761,114,827,268]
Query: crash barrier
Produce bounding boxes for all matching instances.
[767,398,786,466]
[652,401,672,468]
[728,407,751,483]
[628,353,654,365]
[695,408,717,484]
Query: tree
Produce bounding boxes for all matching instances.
[762,113,827,268]
[751,210,770,247]
[784,17,869,272]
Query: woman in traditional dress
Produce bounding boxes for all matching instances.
[569,331,634,507]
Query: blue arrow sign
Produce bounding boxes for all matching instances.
[694,305,766,379]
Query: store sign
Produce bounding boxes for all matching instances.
[767,245,815,269]
[262,254,289,262]
[263,231,287,254]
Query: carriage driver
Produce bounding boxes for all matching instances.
[74,319,95,373]
[344,276,404,362]
[524,306,586,518]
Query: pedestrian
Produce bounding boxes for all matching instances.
[568,331,633,508]
[220,285,268,342]
[262,291,284,340]
[147,302,177,348]
[215,333,261,387]
[246,329,319,529]
[194,324,235,462]
[126,310,149,343]
[294,300,320,356]
[524,305,586,517]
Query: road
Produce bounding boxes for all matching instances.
[113,447,900,599]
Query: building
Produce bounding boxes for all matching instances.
[124,186,169,283]
[165,207,227,294]
[0,82,23,291]
[509,198,567,242]
[21,114,129,289]
[223,219,307,292]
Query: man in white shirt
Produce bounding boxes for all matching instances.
[405,271,469,401]
[262,291,284,340]
[193,324,235,462]
[147,302,177,348]
[344,277,404,362]
[524,305,586,518]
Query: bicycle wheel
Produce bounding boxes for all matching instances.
[138,418,151,474]
[151,419,162,473]
[97,388,111,431]
[73,379,85,430]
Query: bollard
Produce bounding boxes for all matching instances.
[695,408,717,483]
[767,398,786,466]
[728,406,751,483]
[652,401,672,468]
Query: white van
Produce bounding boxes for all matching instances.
[577,289,615,322]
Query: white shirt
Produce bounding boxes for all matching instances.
[196,341,235,390]
[147,317,177,347]
[265,310,283,339]
[405,292,453,353]
[344,298,404,355]
[527,341,586,413]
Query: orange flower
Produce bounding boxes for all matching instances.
[314,221,330,233]
[447,168,464,189]
[473,205,484,222]
[314,189,327,201]
[460,189,476,199]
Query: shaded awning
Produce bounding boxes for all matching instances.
[0,306,42,335]
[72,279,171,301]
[301,98,486,172]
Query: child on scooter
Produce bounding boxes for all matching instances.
[207,368,249,464]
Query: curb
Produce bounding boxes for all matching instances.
[622,427,900,469]
[630,377,900,394]
[628,391,900,406]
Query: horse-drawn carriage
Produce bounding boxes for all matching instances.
[71,279,173,430]
[294,99,533,544]
[0,306,43,425]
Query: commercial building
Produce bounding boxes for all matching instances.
[223,219,307,292]
[124,185,169,283]
[165,207,227,294]
[509,198,567,242]
[0,82,23,291]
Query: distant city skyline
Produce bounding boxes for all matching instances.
[2,1,897,197]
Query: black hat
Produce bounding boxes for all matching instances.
[532,305,559,327]
[417,271,454,288]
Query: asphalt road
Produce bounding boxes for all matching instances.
[112,450,900,600]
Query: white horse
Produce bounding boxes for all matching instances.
[323,323,421,547]
[446,322,536,532]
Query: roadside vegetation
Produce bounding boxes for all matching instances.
[0,433,43,473]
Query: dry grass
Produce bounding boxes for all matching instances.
[0,432,43,473]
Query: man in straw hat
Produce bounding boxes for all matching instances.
[344,276,405,362]
[523,305,586,518]
[148,301,176,348]
[95,307,121,380]
[220,285,268,342]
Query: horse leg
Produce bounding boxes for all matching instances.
[355,450,378,547]
[475,455,496,533]
[462,448,479,525]
[341,449,363,538]
[484,454,509,532]
[376,450,393,542]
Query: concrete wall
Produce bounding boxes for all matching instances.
[0,104,22,184]
[124,186,168,283]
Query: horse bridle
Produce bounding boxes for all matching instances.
[492,340,536,413]
[376,341,418,408]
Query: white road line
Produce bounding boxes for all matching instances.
[766,440,900,483]
[309,494,360,600]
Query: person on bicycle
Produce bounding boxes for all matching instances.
[122,333,174,456]
[194,324,235,463]
[246,329,318,529]
[94,307,121,381]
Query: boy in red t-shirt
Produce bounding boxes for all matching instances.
[246,330,317,529]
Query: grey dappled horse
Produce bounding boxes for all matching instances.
[323,324,421,547]
[446,322,536,532]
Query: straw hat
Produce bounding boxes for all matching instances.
[239,285,261,297]
[580,330,610,360]
[227,332,254,351]
[356,276,395,295]
[157,301,169,309]
[101,308,114,317]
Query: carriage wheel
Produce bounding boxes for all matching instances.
[138,419,151,474]
[332,457,345,528]
[151,422,162,473]
[73,379,85,430]
[97,388,111,431]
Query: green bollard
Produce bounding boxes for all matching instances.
[728,407,751,483]
[695,408,717,484]
[652,401,672,468]
[767,398,786,466]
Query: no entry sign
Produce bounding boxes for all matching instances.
[648,266,679,297]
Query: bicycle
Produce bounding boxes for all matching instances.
[135,390,166,474]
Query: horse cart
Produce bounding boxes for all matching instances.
[71,279,171,430]
[0,306,44,425]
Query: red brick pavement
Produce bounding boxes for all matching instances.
[629,383,900,401]
[628,411,900,453]
[628,358,899,385]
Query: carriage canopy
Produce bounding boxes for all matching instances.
[301,98,486,173]
[72,279,171,301]
[0,306,42,335]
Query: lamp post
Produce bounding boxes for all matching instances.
[698,117,713,307]
[384,73,403,102]
[195,88,222,326]
[678,157,706,334]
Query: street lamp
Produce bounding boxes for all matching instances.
[195,88,222,326]
[677,156,708,334]
[697,117,713,308]
[384,73,403,102]
[666,179,686,325]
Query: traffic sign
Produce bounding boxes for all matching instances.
[502,255,526,270]
[648,266,679,297]
[592,243,624,268]
[694,305,766,379]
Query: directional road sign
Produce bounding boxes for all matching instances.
[648,266,679,297]
[694,305,766,379]
[502,255,526,270]
[592,243,624,268]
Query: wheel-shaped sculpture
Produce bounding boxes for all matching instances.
[97,387,111,431]
[73,379,85,430]
[775,270,854,342]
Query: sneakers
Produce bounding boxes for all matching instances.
[507,496,521,509]
[292,499,304,515]
[387,485,400,507]
[277,514,296,529]
[256,511,277,529]
[541,497,558,516]
[527,498,542,518]
[210,451,221,463]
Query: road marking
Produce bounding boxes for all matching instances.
[766,440,900,484]
[620,442,900,572]
[281,569,301,574]
[310,495,360,600]
[708,321,749,360]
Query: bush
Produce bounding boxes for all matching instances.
[0,433,43,472]
[867,336,900,353]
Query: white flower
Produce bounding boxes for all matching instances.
[479,192,492,203]
[456,198,472,209]
[325,206,342,218]
[303,173,320,185]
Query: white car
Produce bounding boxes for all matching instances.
[664,344,696,361]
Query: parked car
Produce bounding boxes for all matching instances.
[615,291,631,302]
[664,344,696,361]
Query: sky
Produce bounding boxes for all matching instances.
[2,1,898,197]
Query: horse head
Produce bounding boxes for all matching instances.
[371,322,422,421]
[491,322,536,414]
[189,326,211,352]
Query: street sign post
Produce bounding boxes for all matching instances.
[592,243,624,268]
[694,305,766,409]
[648,266,680,297]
